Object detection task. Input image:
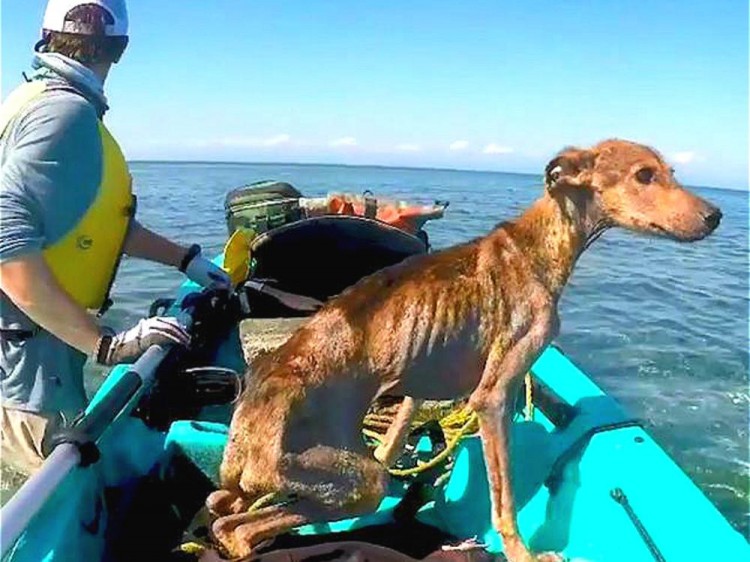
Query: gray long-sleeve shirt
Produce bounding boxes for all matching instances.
[0,64,109,416]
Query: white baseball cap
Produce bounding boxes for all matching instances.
[42,0,128,36]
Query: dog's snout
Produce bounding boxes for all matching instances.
[703,207,722,230]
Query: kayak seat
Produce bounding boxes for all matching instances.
[164,421,230,487]
[249,215,428,316]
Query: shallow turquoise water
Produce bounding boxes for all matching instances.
[5,162,749,537]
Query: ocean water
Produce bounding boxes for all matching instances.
[3,162,748,537]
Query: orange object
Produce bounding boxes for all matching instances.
[326,193,446,234]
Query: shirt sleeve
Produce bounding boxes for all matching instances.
[0,91,102,263]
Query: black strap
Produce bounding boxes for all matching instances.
[44,426,101,467]
[42,367,144,463]
[95,334,114,365]
[179,244,201,273]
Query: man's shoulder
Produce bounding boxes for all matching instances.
[3,81,101,155]
[1,80,105,195]
[22,83,99,129]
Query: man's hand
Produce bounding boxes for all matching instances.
[180,245,232,290]
[95,316,190,366]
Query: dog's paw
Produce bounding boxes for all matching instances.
[211,517,254,560]
[206,490,249,517]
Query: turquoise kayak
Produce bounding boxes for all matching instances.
[1,273,748,561]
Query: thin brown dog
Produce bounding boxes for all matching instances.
[206,139,722,562]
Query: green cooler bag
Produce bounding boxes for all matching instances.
[224,180,303,236]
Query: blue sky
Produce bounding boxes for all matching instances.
[2,1,748,188]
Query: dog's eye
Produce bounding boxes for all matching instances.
[635,167,655,184]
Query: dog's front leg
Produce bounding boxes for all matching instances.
[469,315,558,562]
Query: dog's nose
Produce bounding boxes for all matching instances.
[703,208,722,230]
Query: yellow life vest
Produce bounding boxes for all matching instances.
[0,80,135,314]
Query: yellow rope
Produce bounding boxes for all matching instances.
[248,492,278,512]
[362,403,479,477]
[177,542,207,556]
[362,372,535,477]
[386,408,478,477]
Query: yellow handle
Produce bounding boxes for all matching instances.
[222,229,254,287]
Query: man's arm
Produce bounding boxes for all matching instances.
[124,221,233,290]
[0,254,102,355]
[0,254,191,366]
[123,220,189,268]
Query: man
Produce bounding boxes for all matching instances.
[0,0,232,474]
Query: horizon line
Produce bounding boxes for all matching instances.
[128,158,542,177]
[127,158,745,193]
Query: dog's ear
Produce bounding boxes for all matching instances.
[544,148,597,194]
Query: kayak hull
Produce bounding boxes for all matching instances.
[2,281,747,562]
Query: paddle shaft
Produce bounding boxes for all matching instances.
[0,443,80,557]
[0,341,175,557]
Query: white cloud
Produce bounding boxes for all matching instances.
[395,143,421,152]
[482,143,514,155]
[330,136,357,147]
[671,151,696,164]
[449,140,469,151]
[262,134,291,146]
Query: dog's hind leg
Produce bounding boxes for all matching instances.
[212,446,388,558]
[374,396,422,467]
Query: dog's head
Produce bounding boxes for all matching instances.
[544,139,721,242]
